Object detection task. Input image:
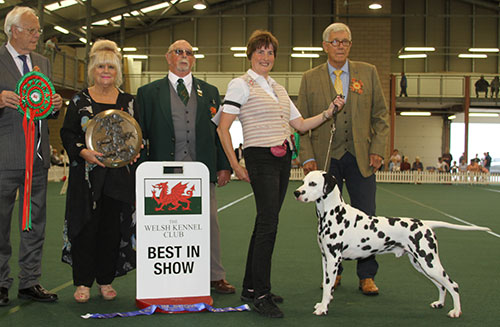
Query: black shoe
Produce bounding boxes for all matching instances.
[253,293,284,318]
[18,284,58,302]
[0,287,9,306]
[241,289,284,303]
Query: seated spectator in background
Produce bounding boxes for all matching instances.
[389,157,400,172]
[411,156,423,171]
[436,157,449,172]
[490,76,499,99]
[458,158,468,172]
[400,156,411,171]
[450,161,458,173]
[467,159,488,173]
[389,149,401,171]
[475,75,489,98]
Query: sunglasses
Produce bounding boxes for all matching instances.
[172,49,194,56]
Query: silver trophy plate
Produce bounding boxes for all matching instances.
[85,109,142,168]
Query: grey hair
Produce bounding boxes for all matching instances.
[4,6,38,40]
[322,22,352,42]
[87,39,123,87]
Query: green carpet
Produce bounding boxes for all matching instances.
[1,181,499,326]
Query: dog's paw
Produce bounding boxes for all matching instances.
[447,309,462,318]
[430,301,444,309]
[313,303,328,315]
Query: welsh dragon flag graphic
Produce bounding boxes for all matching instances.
[144,179,202,215]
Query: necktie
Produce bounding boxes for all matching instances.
[334,70,343,96]
[19,55,30,75]
[177,78,189,106]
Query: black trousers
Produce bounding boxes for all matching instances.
[242,147,291,297]
[329,152,379,279]
[71,194,122,287]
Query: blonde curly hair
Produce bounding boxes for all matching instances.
[87,39,122,87]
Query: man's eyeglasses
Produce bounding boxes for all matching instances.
[171,49,194,56]
[325,39,351,47]
[15,26,43,35]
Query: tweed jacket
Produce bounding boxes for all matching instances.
[297,60,389,177]
[136,75,230,182]
[0,44,53,169]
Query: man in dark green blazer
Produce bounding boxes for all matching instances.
[136,40,235,294]
[297,23,389,296]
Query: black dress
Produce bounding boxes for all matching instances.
[60,88,138,278]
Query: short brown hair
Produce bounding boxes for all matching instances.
[246,30,278,60]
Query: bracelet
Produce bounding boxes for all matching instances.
[322,109,331,120]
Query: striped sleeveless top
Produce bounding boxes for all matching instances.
[239,73,291,148]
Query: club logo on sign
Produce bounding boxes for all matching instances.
[144,179,202,215]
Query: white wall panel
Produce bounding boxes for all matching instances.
[394,116,443,170]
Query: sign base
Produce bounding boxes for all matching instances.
[136,295,213,313]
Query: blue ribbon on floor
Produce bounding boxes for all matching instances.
[81,303,251,319]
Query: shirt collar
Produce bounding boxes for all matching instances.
[327,60,349,76]
[6,41,24,59]
[168,71,193,87]
[247,69,276,86]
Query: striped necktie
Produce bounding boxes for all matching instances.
[177,78,189,106]
[334,70,343,96]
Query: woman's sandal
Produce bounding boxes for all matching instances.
[74,286,90,303]
[98,284,117,301]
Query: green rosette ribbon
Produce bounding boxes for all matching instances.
[16,71,55,231]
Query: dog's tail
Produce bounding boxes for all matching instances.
[424,220,491,232]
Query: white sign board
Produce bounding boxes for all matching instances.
[135,161,211,306]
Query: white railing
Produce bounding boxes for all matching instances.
[289,168,500,185]
[376,170,500,185]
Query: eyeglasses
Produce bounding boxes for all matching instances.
[15,26,43,35]
[325,39,351,47]
[171,49,194,56]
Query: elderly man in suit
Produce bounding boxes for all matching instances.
[137,39,235,294]
[0,6,63,306]
[297,22,389,296]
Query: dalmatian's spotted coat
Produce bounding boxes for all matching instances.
[294,171,490,318]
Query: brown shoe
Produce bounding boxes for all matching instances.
[333,275,341,289]
[211,279,236,294]
[359,278,379,296]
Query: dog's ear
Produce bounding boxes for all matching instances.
[322,172,336,195]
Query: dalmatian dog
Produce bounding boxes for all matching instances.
[294,170,491,318]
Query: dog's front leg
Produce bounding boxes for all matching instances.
[314,250,341,315]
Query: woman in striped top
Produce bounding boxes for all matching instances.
[216,30,345,318]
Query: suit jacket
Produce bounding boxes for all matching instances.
[297,60,389,177]
[136,75,230,182]
[0,44,52,169]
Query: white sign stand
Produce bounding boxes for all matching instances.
[135,161,212,310]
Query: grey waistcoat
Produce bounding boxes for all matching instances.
[169,81,197,161]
